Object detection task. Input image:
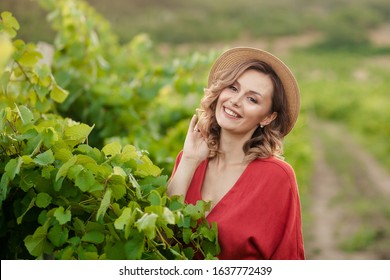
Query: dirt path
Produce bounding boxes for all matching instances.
[305,118,390,259]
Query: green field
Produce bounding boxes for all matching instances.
[2,0,390,46]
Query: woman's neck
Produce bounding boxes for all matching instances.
[216,130,251,166]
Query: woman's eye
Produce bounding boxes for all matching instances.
[228,85,238,92]
[248,97,258,103]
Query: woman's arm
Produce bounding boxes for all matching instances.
[167,115,209,197]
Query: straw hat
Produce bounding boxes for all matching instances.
[208,47,300,136]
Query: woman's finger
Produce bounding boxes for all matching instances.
[188,114,197,133]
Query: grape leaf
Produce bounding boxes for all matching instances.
[135,213,158,239]
[96,188,111,221]
[24,224,48,257]
[0,12,20,38]
[47,224,69,247]
[75,169,96,192]
[54,206,71,225]
[102,142,121,157]
[50,84,69,103]
[35,192,52,208]
[81,231,105,244]
[5,157,22,180]
[16,105,34,125]
[33,149,55,166]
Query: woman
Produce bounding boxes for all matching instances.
[168,47,305,260]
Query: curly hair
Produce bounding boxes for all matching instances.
[196,59,291,162]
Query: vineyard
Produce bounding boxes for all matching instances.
[1,0,390,260]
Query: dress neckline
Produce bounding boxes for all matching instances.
[199,158,252,218]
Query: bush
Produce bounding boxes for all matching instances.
[0,11,219,260]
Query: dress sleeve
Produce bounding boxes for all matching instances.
[267,162,305,260]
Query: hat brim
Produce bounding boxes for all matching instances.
[208,47,300,136]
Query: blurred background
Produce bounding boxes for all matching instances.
[1,0,390,259]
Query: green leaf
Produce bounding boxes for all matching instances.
[113,166,127,177]
[16,192,36,224]
[147,190,161,206]
[58,246,75,260]
[16,105,34,125]
[35,192,52,208]
[76,154,97,166]
[54,148,73,162]
[81,231,105,244]
[19,169,37,192]
[199,223,217,241]
[64,123,93,143]
[47,224,69,247]
[67,164,83,180]
[73,217,85,235]
[33,149,55,166]
[96,188,111,221]
[169,244,186,260]
[124,230,145,259]
[177,215,191,228]
[24,134,43,156]
[5,157,22,180]
[121,145,139,162]
[50,84,69,103]
[75,169,96,192]
[139,175,168,189]
[184,200,208,220]
[114,207,133,230]
[24,223,49,257]
[53,176,64,192]
[42,127,59,148]
[105,241,126,260]
[102,142,121,157]
[56,156,77,181]
[169,196,185,211]
[18,44,42,67]
[135,155,161,177]
[107,174,127,200]
[162,207,175,225]
[135,213,158,239]
[22,155,34,165]
[41,165,53,180]
[0,174,9,203]
[183,247,195,260]
[54,206,71,225]
[183,228,192,244]
[0,12,20,38]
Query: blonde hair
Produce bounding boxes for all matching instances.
[197,59,290,162]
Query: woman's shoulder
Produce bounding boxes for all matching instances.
[250,156,296,179]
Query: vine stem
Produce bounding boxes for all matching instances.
[155,227,169,249]
[16,61,33,84]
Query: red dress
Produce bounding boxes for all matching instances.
[173,152,305,260]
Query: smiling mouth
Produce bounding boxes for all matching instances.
[223,106,242,118]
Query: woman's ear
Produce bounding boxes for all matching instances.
[260,112,278,127]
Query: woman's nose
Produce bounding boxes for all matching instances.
[230,94,242,107]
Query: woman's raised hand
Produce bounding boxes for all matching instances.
[167,115,209,197]
[182,114,209,164]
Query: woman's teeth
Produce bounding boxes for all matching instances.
[224,107,240,118]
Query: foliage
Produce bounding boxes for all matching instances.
[0,11,219,260]
[36,0,215,174]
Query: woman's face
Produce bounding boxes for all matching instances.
[215,69,277,137]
